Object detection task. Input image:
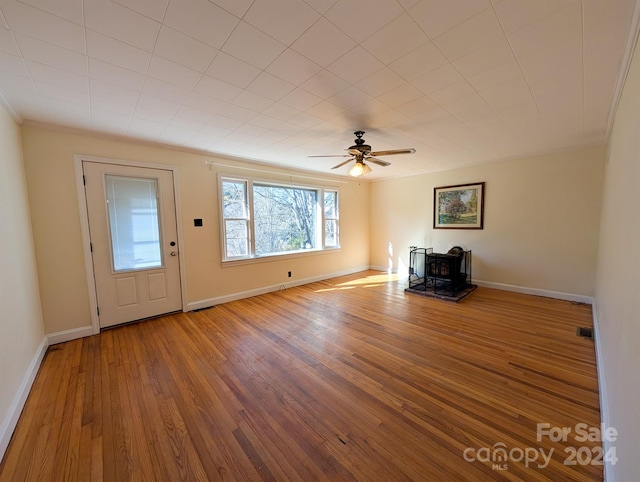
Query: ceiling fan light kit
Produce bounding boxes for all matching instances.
[349,162,363,177]
[310,131,416,177]
[349,160,372,177]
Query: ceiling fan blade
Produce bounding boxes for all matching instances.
[369,148,416,156]
[367,157,391,167]
[308,154,351,158]
[331,158,355,169]
[347,148,362,156]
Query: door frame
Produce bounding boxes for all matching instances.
[74,154,188,334]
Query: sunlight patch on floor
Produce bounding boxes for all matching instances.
[314,286,357,293]
[314,273,401,292]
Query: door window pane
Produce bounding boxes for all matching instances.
[106,175,162,271]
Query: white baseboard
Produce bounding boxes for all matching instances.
[474,279,594,304]
[0,324,94,463]
[0,337,47,462]
[46,325,95,346]
[187,265,370,311]
[371,269,594,304]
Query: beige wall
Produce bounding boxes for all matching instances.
[20,124,370,334]
[370,146,606,297]
[0,105,45,454]
[594,29,640,482]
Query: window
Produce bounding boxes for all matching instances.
[220,177,339,261]
[324,190,338,247]
[221,179,250,259]
[105,175,163,271]
[253,184,317,255]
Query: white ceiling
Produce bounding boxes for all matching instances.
[0,0,635,179]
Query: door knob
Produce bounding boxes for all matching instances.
[170,251,177,256]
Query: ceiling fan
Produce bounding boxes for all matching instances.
[309,131,416,177]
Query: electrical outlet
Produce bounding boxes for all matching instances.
[288,271,292,278]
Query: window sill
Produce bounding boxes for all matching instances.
[221,246,341,267]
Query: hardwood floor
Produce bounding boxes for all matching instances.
[0,271,602,481]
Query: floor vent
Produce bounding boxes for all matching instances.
[576,327,594,339]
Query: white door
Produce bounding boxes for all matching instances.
[83,161,182,328]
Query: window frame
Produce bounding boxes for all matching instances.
[323,189,339,249]
[219,174,340,263]
[220,177,251,261]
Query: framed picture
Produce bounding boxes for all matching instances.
[434,182,485,229]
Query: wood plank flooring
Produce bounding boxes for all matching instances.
[0,271,603,481]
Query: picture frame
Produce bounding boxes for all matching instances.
[434,182,485,229]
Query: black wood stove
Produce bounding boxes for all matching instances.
[408,246,472,298]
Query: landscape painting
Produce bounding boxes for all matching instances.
[434,182,485,229]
